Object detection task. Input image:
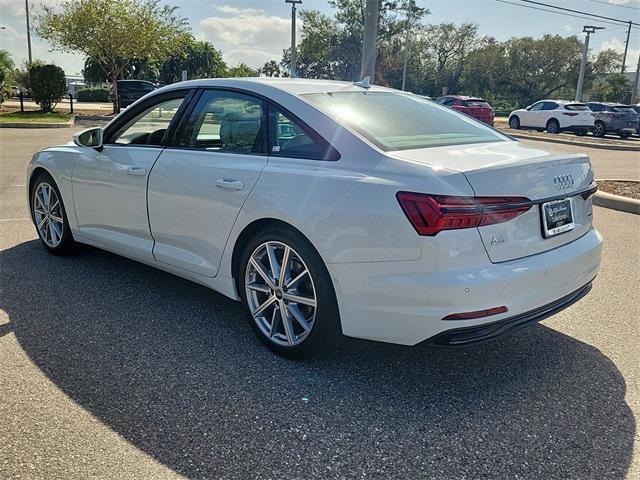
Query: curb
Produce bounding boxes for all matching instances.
[0,121,74,129]
[499,129,640,152]
[75,115,113,123]
[593,190,640,215]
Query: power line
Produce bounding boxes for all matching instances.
[517,0,640,27]
[494,0,630,28]
[586,0,640,12]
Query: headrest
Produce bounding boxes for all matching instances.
[219,110,262,150]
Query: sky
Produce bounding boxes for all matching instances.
[1,0,639,75]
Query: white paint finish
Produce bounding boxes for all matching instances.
[147,149,268,277]
[72,145,162,262]
[329,228,602,345]
[26,78,604,347]
[509,99,595,130]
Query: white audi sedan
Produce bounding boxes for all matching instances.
[27,78,602,357]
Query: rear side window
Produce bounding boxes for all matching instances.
[176,90,266,154]
[565,104,589,111]
[613,106,637,114]
[542,102,558,110]
[269,106,339,161]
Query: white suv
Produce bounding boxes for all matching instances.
[509,100,594,135]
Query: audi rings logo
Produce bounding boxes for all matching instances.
[554,174,574,190]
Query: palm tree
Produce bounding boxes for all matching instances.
[0,50,15,79]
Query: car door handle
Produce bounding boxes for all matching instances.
[215,179,244,190]
[127,167,147,176]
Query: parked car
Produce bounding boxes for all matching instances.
[435,95,495,125]
[26,78,601,358]
[110,79,158,108]
[633,104,640,135]
[586,102,638,138]
[508,100,594,135]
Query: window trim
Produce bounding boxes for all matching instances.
[103,89,195,148]
[164,86,340,161]
[266,102,340,162]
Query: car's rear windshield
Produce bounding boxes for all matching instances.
[303,91,506,151]
[462,100,491,108]
[566,104,589,111]
[613,106,637,114]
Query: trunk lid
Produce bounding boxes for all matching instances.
[389,141,595,263]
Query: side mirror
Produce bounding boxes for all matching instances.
[525,105,532,111]
[73,127,103,149]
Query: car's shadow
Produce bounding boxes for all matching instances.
[1,241,634,479]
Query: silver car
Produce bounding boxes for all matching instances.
[587,102,639,138]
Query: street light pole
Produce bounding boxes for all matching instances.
[285,0,302,78]
[25,0,32,65]
[631,51,640,104]
[621,21,632,73]
[360,0,379,81]
[575,26,604,102]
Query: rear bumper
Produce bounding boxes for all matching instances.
[428,280,593,346]
[329,228,602,346]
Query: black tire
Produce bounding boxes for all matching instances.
[593,121,606,138]
[30,172,77,255]
[237,226,342,359]
[546,119,560,134]
[508,116,520,129]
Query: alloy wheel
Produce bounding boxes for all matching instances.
[33,182,64,248]
[594,122,605,137]
[245,241,317,346]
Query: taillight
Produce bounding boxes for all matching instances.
[396,192,531,236]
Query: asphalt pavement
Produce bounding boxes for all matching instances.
[1,127,638,479]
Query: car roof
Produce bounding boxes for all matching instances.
[157,77,397,96]
[440,95,485,100]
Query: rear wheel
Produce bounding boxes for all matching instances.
[30,172,77,255]
[238,227,342,358]
[546,119,560,134]
[593,121,606,138]
[509,116,520,129]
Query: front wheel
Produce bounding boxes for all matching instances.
[30,173,77,255]
[508,116,520,129]
[239,227,342,358]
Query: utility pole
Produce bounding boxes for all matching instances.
[622,21,632,73]
[25,0,32,64]
[360,0,379,82]
[631,51,640,104]
[576,26,604,102]
[285,0,302,78]
[401,0,414,91]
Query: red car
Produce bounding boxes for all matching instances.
[435,95,495,126]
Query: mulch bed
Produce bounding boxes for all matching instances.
[598,180,640,200]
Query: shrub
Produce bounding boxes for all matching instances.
[76,87,109,102]
[28,64,66,112]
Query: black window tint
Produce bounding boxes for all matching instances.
[542,102,558,110]
[269,107,338,161]
[177,90,266,154]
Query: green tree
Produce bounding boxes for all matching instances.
[0,50,15,103]
[159,40,226,84]
[262,60,283,77]
[589,73,632,102]
[36,0,191,113]
[29,63,67,112]
[226,63,260,77]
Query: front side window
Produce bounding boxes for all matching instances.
[110,96,185,146]
[269,107,337,160]
[177,90,265,154]
[303,91,506,151]
[529,102,544,111]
